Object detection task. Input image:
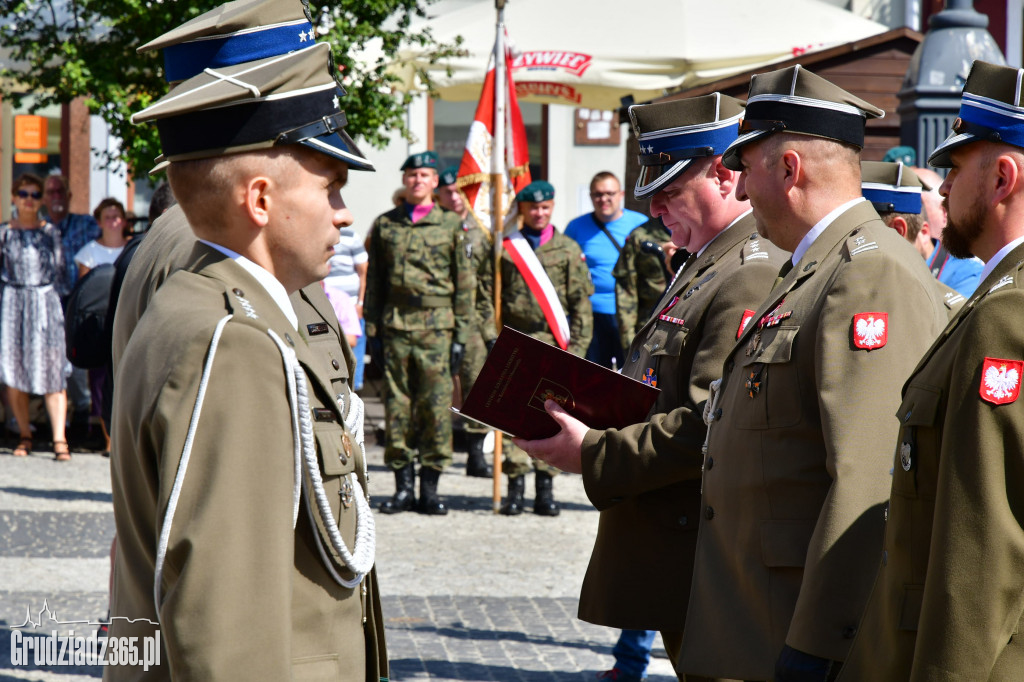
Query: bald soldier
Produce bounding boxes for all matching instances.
[107,18,385,682]
[516,94,787,678]
[673,66,948,681]
[840,60,1024,681]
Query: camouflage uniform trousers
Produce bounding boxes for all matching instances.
[502,439,558,478]
[382,328,454,472]
[457,332,490,435]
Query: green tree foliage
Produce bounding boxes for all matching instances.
[0,0,462,176]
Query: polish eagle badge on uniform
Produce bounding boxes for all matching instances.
[737,309,756,339]
[980,357,1022,405]
[852,312,888,349]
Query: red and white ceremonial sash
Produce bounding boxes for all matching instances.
[503,231,571,350]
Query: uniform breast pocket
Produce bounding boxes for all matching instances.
[892,383,942,498]
[409,229,453,272]
[734,325,800,430]
[315,422,357,477]
[643,323,688,358]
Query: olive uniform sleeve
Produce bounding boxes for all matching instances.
[565,241,594,357]
[364,215,386,338]
[613,237,640,352]
[786,253,946,660]
[450,216,474,345]
[476,242,498,344]
[910,291,1024,679]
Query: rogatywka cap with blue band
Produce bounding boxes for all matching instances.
[139,0,317,84]
[860,161,929,215]
[929,61,1024,168]
[629,93,745,200]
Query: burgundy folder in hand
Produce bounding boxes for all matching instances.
[453,326,660,440]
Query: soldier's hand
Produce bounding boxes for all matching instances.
[450,342,465,376]
[368,336,385,372]
[512,399,587,474]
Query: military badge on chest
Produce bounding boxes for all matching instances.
[852,312,888,349]
[980,357,1022,405]
[642,368,657,387]
[746,300,792,356]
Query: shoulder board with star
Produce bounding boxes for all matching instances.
[741,233,771,263]
[943,290,966,310]
[845,228,880,258]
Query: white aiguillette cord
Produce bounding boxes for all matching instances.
[153,316,375,613]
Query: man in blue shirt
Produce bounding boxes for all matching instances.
[565,172,647,369]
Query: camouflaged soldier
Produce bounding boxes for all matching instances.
[478,180,593,516]
[437,165,492,478]
[365,151,474,516]
[612,217,673,350]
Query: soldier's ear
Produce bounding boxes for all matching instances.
[243,176,273,227]
[992,152,1021,206]
[713,158,737,198]
[889,216,908,238]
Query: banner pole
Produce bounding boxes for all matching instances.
[491,0,507,514]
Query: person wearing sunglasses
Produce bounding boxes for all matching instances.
[0,173,71,460]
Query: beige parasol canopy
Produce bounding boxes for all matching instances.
[388,0,888,110]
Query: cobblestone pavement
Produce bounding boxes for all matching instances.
[0,394,676,681]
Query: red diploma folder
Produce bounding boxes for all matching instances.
[453,326,660,439]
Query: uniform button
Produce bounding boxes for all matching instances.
[631,350,640,362]
[232,288,244,296]
[332,359,341,370]
[714,408,722,419]
[704,506,715,520]
[284,333,294,346]
[706,457,714,470]
[336,393,344,402]
[678,516,688,526]
[339,453,348,465]
[842,626,857,639]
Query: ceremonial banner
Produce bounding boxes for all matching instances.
[456,36,531,236]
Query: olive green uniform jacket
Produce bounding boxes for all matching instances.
[679,201,948,681]
[108,208,386,681]
[578,214,787,631]
[839,243,1024,681]
[364,204,473,343]
[612,219,672,351]
[479,228,594,357]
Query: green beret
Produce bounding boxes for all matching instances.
[515,180,555,203]
[439,165,459,187]
[401,151,439,171]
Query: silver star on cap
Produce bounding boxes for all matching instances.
[333,95,340,110]
[298,31,308,42]
[307,28,315,41]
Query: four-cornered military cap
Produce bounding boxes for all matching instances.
[929,61,1024,168]
[140,0,316,84]
[439,165,459,187]
[132,43,373,171]
[722,64,884,171]
[515,180,555,203]
[860,161,929,215]
[629,93,745,199]
[401,151,439,171]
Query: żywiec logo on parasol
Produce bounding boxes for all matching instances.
[512,51,593,77]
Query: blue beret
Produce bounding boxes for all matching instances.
[401,151,439,171]
[515,180,555,203]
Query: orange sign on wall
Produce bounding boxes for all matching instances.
[14,115,48,149]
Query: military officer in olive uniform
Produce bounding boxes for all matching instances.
[437,165,492,478]
[516,94,788,678]
[478,180,593,516]
[109,33,386,681]
[365,151,474,515]
[667,66,948,681]
[860,160,967,317]
[840,60,1024,682]
[612,217,673,350]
